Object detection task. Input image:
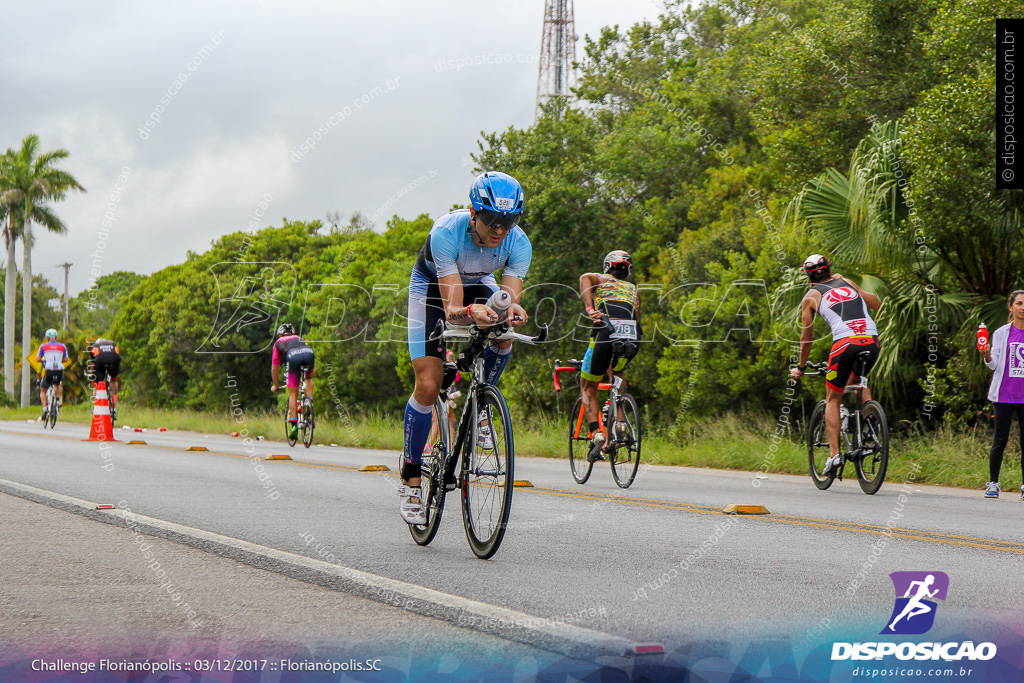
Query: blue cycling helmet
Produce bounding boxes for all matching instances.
[45,328,58,340]
[469,172,524,218]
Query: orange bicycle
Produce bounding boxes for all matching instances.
[553,355,641,489]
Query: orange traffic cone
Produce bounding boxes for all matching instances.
[84,381,119,442]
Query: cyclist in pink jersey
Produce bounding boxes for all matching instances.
[790,255,881,476]
[270,323,315,440]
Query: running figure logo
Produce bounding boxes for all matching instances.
[881,571,949,635]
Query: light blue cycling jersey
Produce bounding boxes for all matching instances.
[413,209,532,284]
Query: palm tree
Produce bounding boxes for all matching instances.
[0,170,19,400]
[0,135,85,406]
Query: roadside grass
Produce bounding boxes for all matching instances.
[0,406,1001,492]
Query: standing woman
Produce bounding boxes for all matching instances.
[981,289,1024,499]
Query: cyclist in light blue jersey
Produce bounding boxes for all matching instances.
[399,171,532,525]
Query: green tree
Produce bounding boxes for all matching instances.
[70,270,147,332]
[0,135,85,405]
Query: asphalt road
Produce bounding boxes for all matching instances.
[1,418,1022,673]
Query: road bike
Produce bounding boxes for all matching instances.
[37,378,58,429]
[283,365,315,448]
[553,318,642,488]
[405,319,547,559]
[801,354,889,494]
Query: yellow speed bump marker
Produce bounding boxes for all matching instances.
[359,464,390,472]
[265,454,293,461]
[513,480,534,488]
[126,440,147,445]
[723,504,770,515]
[185,446,209,452]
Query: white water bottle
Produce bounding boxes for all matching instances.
[484,290,511,322]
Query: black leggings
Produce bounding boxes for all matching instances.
[989,403,1024,483]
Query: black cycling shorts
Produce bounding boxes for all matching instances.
[826,335,879,393]
[41,369,63,389]
[92,352,120,380]
[407,266,500,361]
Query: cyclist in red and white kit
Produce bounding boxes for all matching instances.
[790,255,881,476]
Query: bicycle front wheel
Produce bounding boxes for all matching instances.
[568,396,593,484]
[301,398,315,448]
[409,398,450,546]
[609,394,641,489]
[855,401,889,495]
[807,401,834,490]
[461,385,513,559]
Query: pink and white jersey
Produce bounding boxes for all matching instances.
[812,278,878,341]
[37,341,68,371]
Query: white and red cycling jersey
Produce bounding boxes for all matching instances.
[811,277,878,341]
[37,341,68,371]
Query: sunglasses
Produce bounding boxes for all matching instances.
[476,210,519,231]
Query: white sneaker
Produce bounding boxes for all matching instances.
[398,486,426,525]
[476,410,494,449]
[984,481,1000,499]
[823,453,844,476]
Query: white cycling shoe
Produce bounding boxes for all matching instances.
[823,453,844,477]
[398,486,426,525]
[476,410,494,450]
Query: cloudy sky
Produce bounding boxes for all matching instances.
[1,0,661,296]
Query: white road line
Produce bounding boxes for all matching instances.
[0,477,652,661]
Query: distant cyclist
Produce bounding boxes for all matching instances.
[89,337,121,420]
[790,254,881,476]
[578,250,642,460]
[270,323,315,441]
[37,329,69,420]
[399,171,532,525]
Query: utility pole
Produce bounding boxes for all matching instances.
[536,0,577,118]
[57,262,72,332]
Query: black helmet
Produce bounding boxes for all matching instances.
[277,323,295,336]
[603,250,632,277]
[803,254,831,283]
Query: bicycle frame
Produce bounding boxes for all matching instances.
[554,366,616,439]
[438,324,536,486]
[819,357,871,456]
[409,319,547,558]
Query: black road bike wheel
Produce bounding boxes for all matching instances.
[47,391,58,429]
[608,394,642,489]
[285,408,297,447]
[301,397,315,448]
[855,400,889,495]
[461,385,514,559]
[807,401,835,490]
[408,397,450,546]
[568,396,594,484]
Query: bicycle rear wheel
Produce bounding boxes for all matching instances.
[285,409,297,447]
[301,397,315,448]
[461,385,513,559]
[106,376,117,429]
[47,391,58,429]
[807,401,834,490]
[855,401,889,495]
[409,397,451,546]
[609,394,641,489]
[568,396,593,484]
